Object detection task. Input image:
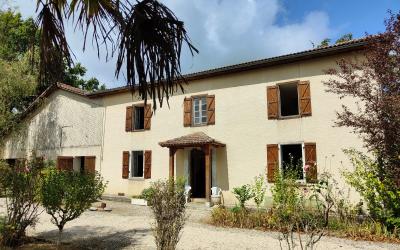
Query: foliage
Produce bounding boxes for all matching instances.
[317,38,331,48]
[335,33,353,44]
[148,178,186,250]
[0,156,46,247]
[233,184,254,209]
[324,12,400,181]
[251,175,266,209]
[0,56,37,142]
[34,0,198,109]
[63,63,106,91]
[140,187,155,202]
[0,10,38,61]
[40,168,106,243]
[343,149,400,229]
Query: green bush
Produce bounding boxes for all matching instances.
[40,168,106,243]
[343,149,400,230]
[233,184,254,209]
[148,178,186,250]
[0,156,47,247]
[251,175,266,209]
[140,187,155,201]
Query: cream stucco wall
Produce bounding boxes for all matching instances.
[99,52,364,205]
[2,90,104,171]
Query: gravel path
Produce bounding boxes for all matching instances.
[1,199,399,249]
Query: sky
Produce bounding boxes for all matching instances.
[8,0,400,88]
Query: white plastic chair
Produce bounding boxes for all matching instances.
[184,185,191,203]
[211,186,221,196]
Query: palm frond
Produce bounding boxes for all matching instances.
[115,0,198,109]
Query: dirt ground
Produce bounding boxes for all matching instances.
[1,199,399,250]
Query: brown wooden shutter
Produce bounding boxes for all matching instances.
[125,106,133,132]
[207,95,215,125]
[57,156,73,171]
[304,143,317,183]
[267,144,279,183]
[122,151,130,179]
[84,156,96,174]
[298,81,312,116]
[144,150,152,179]
[144,104,152,130]
[183,98,192,127]
[267,86,279,119]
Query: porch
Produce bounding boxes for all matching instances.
[159,132,226,203]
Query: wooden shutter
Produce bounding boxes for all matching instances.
[298,81,312,116]
[144,104,152,130]
[144,150,152,179]
[267,144,279,183]
[122,151,130,179]
[207,95,215,125]
[267,86,279,119]
[125,106,133,132]
[84,156,96,174]
[304,143,317,183]
[183,98,192,127]
[57,156,73,171]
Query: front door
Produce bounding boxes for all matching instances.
[190,149,205,198]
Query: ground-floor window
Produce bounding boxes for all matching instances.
[280,144,304,180]
[130,151,144,178]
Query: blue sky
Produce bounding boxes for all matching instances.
[8,0,400,88]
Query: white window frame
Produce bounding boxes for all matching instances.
[277,81,300,119]
[278,142,306,183]
[192,96,207,126]
[129,151,144,179]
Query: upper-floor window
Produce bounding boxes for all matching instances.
[183,95,215,127]
[125,104,152,132]
[279,83,299,117]
[134,106,145,130]
[193,96,207,126]
[267,80,312,119]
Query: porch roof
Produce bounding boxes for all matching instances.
[159,132,225,148]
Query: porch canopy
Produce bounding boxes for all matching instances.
[159,132,225,202]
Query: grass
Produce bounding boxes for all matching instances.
[209,206,400,244]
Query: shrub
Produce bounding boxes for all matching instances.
[0,157,46,247]
[40,168,106,244]
[233,184,254,209]
[343,149,400,230]
[148,178,186,250]
[251,175,266,209]
[140,187,155,201]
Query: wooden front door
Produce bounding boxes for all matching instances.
[57,156,73,171]
[84,156,96,174]
[190,149,206,198]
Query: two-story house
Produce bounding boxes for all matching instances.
[1,38,368,205]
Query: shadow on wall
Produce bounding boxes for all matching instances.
[217,146,229,191]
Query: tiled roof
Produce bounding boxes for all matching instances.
[159,132,225,147]
[87,36,374,98]
[55,82,87,96]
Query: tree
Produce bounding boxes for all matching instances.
[40,169,106,244]
[335,33,353,44]
[34,0,198,110]
[324,11,400,181]
[317,38,331,48]
[63,63,106,91]
[0,55,37,141]
[0,156,46,247]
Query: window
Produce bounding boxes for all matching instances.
[192,96,207,125]
[134,106,145,130]
[130,151,144,178]
[280,144,304,180]
[279,82,299,117]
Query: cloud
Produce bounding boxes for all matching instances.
[11,0,333,88]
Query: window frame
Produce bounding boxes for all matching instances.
[277,80,301,119]
[278,142,306,183]
[129,150,145,180]
[191,95,208,126]
[129,104,145,132]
